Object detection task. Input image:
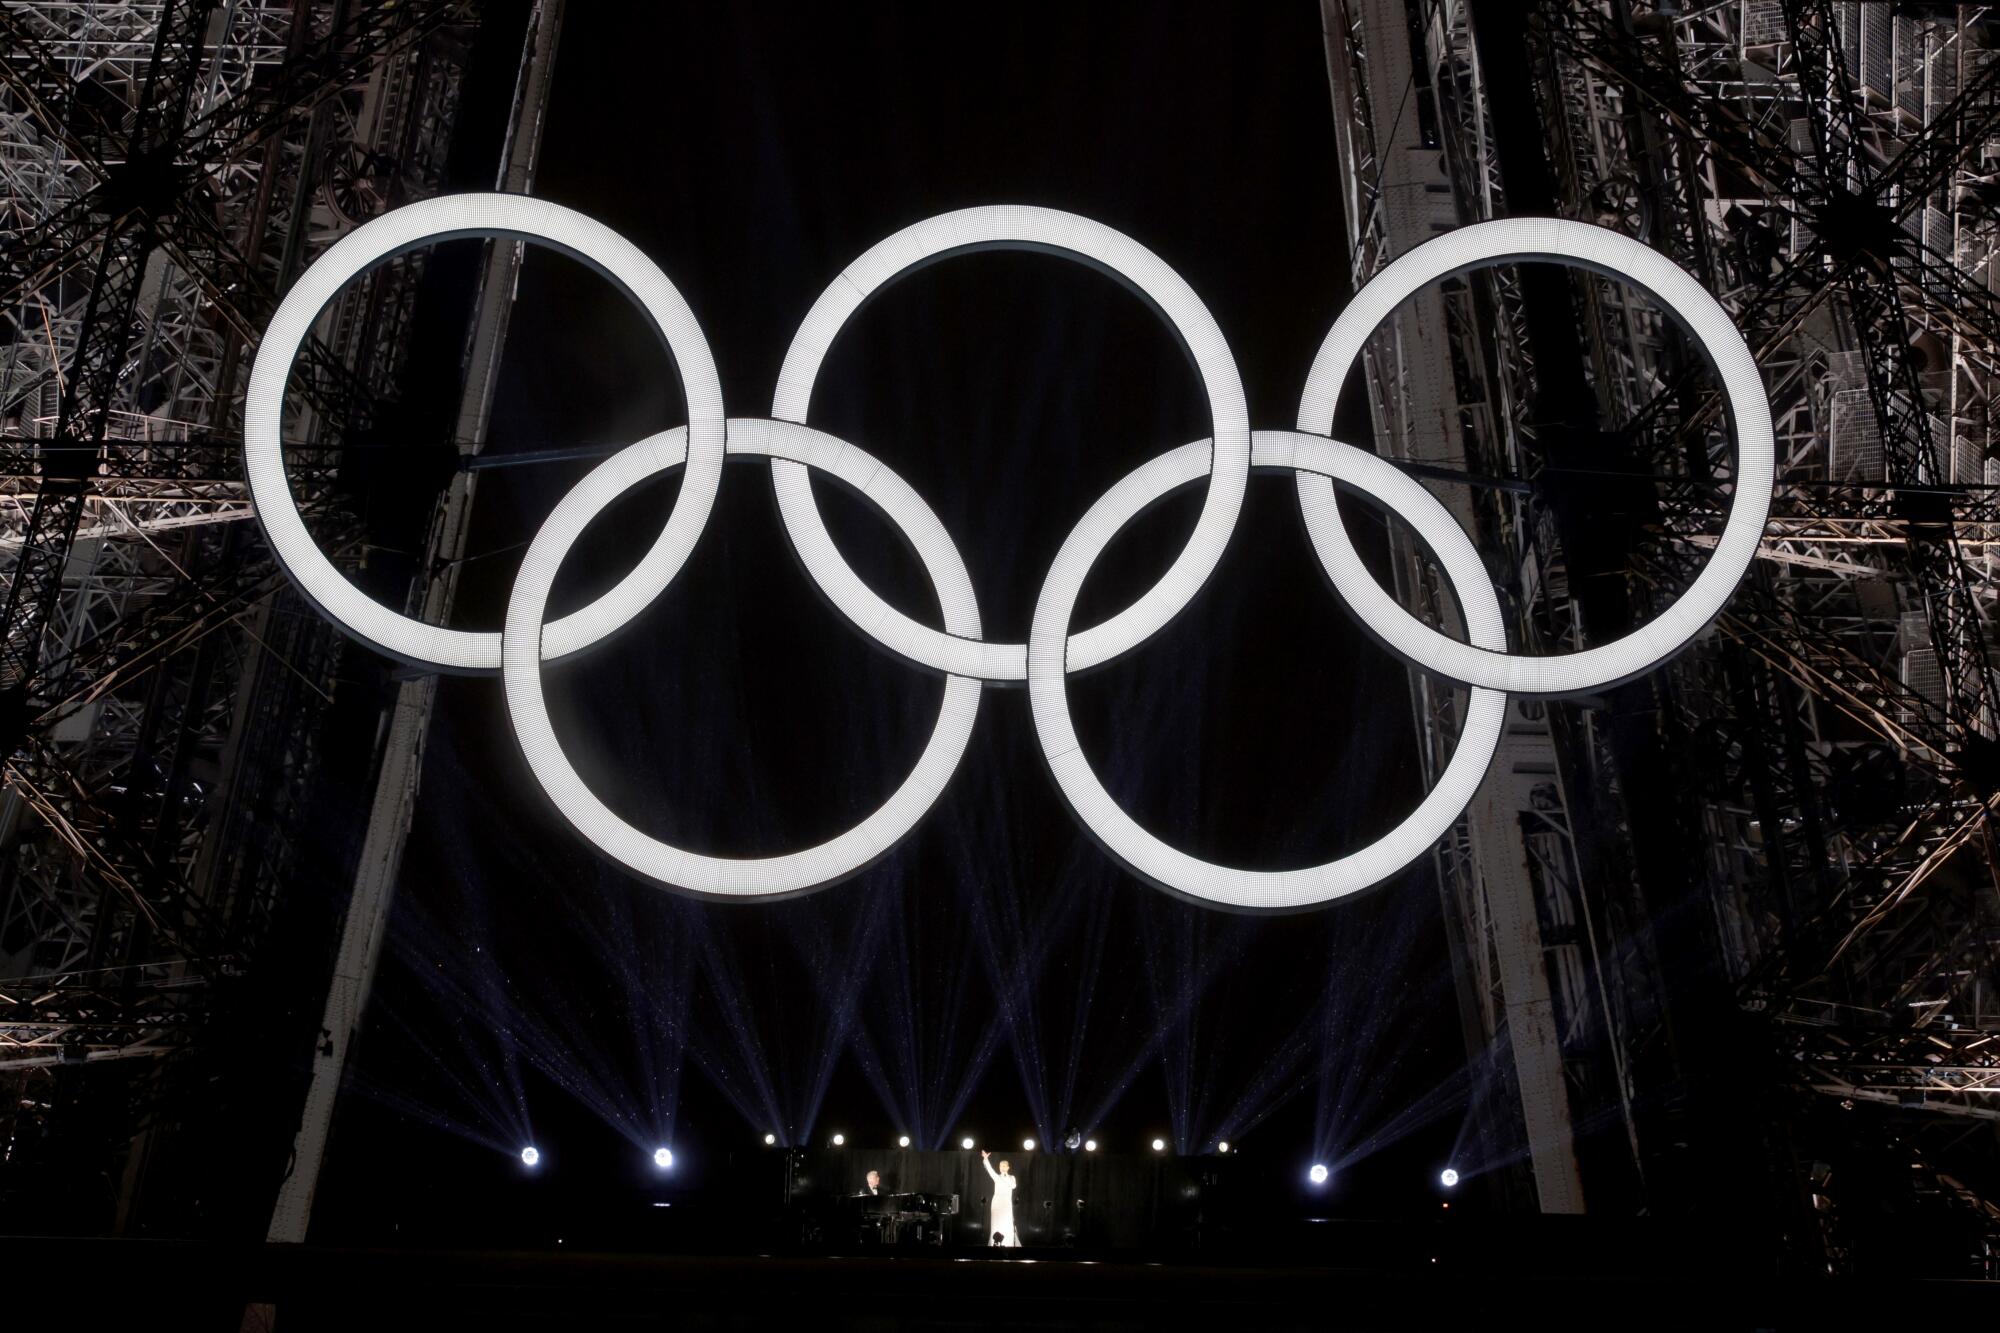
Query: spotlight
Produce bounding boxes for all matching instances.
[831,1133,845,1147]
[961,1137,975,1150]
[1308,1163,1329,1186]
[1151,1138,1166,1153]
[1440,1167,1460,1189]
[1023,1138,1036,1151]
[1084,1139,1098,1153]
[1063,1128,1082,1151]
[520,1146,541,1167]
[653,1147,673,1170]
[1217,1141,1231,1154]
[898,1135,911,1148]
[763,1133,776,1146]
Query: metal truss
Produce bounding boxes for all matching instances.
[1790,1016,2000,1119]
[1527,0,2000,1103]
[1324,0,2000,1271]
[0,0,483,1231]
[1322,0,1598,1214]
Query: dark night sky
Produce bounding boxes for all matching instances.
[315,1,1484,1239]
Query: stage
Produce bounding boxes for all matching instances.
[10,1233,1995,1331]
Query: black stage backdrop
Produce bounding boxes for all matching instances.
[809,1149,1226,1251]
[307,0,1477,1246]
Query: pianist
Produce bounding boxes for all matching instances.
[842,1177,956,1246]
[854,1170,898,1245]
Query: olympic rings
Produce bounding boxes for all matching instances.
[245,194,728,673]
[770,206,1251,681]
[246,195,1772,907]
[1295,217,1773,694]
[1026,431,1507,910]
[502,420,983,897]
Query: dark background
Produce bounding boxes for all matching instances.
[309,0,1487,1245]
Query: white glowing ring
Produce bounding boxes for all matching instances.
[1296,217,1773,695]
[245,193,727,672]
[501,418,982,898]
[1026,430,1506,910]
[251,199,1772,907]
[770,205,1251,681]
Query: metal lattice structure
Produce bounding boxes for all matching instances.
[5,0,1993,1269]
[1324,0,2000,1275]
[0,0,496,1232]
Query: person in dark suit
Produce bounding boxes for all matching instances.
[854,1169,899,1244]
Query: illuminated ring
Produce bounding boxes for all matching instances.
[1026,430,1506,911]
[770,205,1251,681]
[1295,217,1773,695]
[501,418,982,899]
[245,193,727,673]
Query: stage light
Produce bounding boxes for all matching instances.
[653,1147,673,1170]
[763,1133,776,1146]
[520,1146,540,1167]
[898,1135,911,1148]
[1151,1138,1166,1153]
[1084,1140,1098,1153]
[1217,1141,1231,1154]
[1023,1138,1036,1151]
[1440,1167,1460,1189]
[1308,1163,1329,1185]
[961,1137,975,1150]
[831,1133,845,1147]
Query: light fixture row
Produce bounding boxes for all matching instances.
[807,1133,1214,1153]
[517,1141,1459,1188]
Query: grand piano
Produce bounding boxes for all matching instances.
[844,1190,959,1246]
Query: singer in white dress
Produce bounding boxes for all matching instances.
[979,1150,1020,1247]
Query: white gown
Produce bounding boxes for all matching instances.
[981,1159,1019,1246]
